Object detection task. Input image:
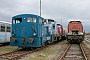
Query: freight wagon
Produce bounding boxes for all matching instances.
[67,21,84,43]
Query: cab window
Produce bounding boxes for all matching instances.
[0,25,5,32]
[13,18,22,24]
[39,18,42,24]
[27,17,36,23]
[6,26,11,32]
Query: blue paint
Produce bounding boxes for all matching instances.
[10,14,46,47]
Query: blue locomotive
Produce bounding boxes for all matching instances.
[44,19,64,42]
[10,14,48,48]
[44,19,58,43]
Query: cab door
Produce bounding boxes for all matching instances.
[23,17,37,37]
[12,18,23,37]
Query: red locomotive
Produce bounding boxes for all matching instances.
[56,24,67,41]
[56,24,63,40]
[67,21,85,43]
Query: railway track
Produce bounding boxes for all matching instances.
[0,44,18,54]
[59,43,88,60]
[0,47,45,60]
[0,46,47,60]
[0,41,59,60]
[0,43,9,47]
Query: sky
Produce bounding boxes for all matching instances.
[0,0,90,32]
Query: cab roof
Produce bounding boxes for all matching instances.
[12,14,43,18]
[69,21,81,23]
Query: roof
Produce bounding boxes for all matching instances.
[45,19,55,22]
[12,14,42,18]
[69,21,81,23]
[0,21,11,24]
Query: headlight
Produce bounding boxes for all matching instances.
[12,30,15,36]
[79,32,83,35]
[33,30,37,36]
[33,33,36,36]
[12,34,15,36]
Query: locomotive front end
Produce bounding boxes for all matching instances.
[10,14,45,48]
[67,21,84,43]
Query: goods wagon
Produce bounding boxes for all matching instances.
[0,21,11,44]
[67,21,84,43]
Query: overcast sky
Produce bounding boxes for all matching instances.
[0,0,90,32]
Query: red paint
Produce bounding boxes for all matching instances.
[57,24,63,35]
[68,21,83,33]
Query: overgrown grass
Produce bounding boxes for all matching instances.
[26,48,58,60]
[83,40,90,49]
[26,40,68,60]
[0,46,18,53]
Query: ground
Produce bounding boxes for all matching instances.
[0,45,18,54]
[84,34,90,49]
[20,40,68,60]
[0,35,90,60]
[20,35,90,60]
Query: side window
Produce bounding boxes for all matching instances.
[46,19,48,23]
[27,18,32,22]
[39,18,42,24]
[27,17,36,23]
[33,18,36,23]
[13,18,22,24]
[0,26,5,32]
[6,26,11,32]
[44,19,48,24]
[53,24,55,29]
